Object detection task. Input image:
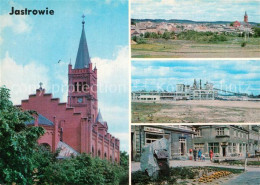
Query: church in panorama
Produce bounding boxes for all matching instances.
[17,17,120,163]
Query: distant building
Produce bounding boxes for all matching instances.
[233,21,241,28]
[244,11,248,23]
[131,125,194,161]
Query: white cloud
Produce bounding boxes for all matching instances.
[132,60,260,95]
[92,46,129,97]
[0,52,49,105]
[0,14,32,45]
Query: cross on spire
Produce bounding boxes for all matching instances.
[39,82,43,89]
[82,14,85,25]
[74,15,91,69]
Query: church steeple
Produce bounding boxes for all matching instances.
[67,15,98,119]
[74,15,91,69]
[244,11,248,23]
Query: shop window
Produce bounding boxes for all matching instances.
[208,143,219,153]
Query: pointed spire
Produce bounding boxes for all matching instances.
[74,14,91,69]
[245,11,247,16]
[96,109,104,124]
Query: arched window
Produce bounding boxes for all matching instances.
[115,158,117,162]
[79,82,82,91]
[83,82,87,92]
[92,146,95,157]
[104,152,107,158]
[74,82,77,92]
[110,156,112,162]
[98,150,101,157]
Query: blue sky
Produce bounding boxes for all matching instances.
[132,0,260,23]
[0,0,129,152]
[132,60,260,95]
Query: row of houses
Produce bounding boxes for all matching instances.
[131,125,260,161]
[131,20,252,37]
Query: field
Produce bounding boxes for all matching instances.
[131,100,260,123]
[131,37,260,58]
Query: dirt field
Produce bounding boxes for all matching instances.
[131,38,260,58]
[131,100,260,123]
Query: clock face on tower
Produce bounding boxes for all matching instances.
[77,97,83,103]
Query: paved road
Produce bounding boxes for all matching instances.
[223,171,260,185]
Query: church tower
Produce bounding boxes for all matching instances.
[244,11,248,23]
[67,15,98,121]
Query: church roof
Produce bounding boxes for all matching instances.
[25,114,54,126]
[96,109,104,124]
[74,21,91,69]
[57,141,79,159]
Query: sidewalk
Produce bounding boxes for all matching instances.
[223,172,260,185]
[131,159,260,172]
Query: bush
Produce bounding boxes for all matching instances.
[132,36,137,42]
[252,27,260,37]
[38,153,127,185]
[131,171,151,184]
[150,32,159,39]
[171,167,197,179]
[241,42,247,47]
[162,31,171,40]
[177,30,228,43]
[144,32,151,38]
[132,167,197,184]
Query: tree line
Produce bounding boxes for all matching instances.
[132,28,260,44]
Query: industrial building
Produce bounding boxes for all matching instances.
[132,79,218,101]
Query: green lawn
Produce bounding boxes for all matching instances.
[131,37,260,58]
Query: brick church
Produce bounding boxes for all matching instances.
[17,17,120,163]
